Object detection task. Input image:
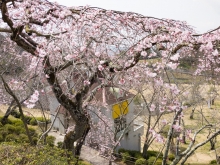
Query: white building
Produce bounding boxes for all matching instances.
[46,85,144,152]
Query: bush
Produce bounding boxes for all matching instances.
[210,160,217,164]
[146,150,163,159]
[57,141,63,148]
[29,118,37,126]
[46,136,56,147]
[32,137,38,145]
[28,127,38,137]
[5,134,19,142]
[18,133,29,143]
[118,148,127,154]
[11,110,21,118]
[122,152,131,162]
[127,150,143,161]
[4,124,16,134]
[0,143,89,165]
[14,125,25,134]
[135,158,147,165]
[23,115,32,124]
[168,154,175,161]
[147,156,163,165]
[0,134,4,142]
[13,120,23,126]
[0,128,8,139]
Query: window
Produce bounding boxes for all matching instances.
[114,117,126,133]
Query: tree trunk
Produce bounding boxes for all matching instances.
[210,138,215,150]
[63,119,90,156]
[142,142,149,159]
[190,107,195,119]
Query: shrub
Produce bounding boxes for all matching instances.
[18,133,29,143]
[135,158,147,165]
[146,150,163,159]
[29,118,37,126]
[122,152,131,162]
[57,141,63,148]
[0,134,4,142]
[5,134,19,142]
[28,127,38,137]
[32,137,38,145]
[46,135,56,147]
[4,124,16,134]
[0,128,8,139]
[128,150,142,161]
[13,120,23,126]
[210,160,217,164]
[118,148,126,154]
[11,110,21,118]
[0,143,89,165]
[14,125,25,134]
[147,156,163,165]
[168,154,175,161]
[23,115,32,124]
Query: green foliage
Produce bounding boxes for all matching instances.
[23,115,32,124]
[0,143,91,165]
[4,124,16,133]
[118,148,143,161]
[11,110,21,118]
[32,137,38,145]
[147,156,162,165]
[29,118,37,126]
[0,121,38,144]
[168,154,175,161]
[135,158,147,165]
[29,117,50,126]
[122,152,131,162]
[57,141,63,148]
[210,160,217,164]
[0,134,4,142]
[5,134,19,142]
[28,127,37,137]
[146,150,163,159]
[36,117,50,123]
[129,150,143,159]
[118,148,127,154]
[13,120,24,126]
[46,135,56,147]
[18,134,29,143]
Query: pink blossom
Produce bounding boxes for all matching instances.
[172,124,182,132]
[141,51,147,57]
[146,70,157,77]
[167,62,178,69]
[206,41,213,50]
[150,104,156,111]
[84,80,91,85]
[161,119,167,125]
[65,54,74,61]
[98,65,104,71]
[119,78,125,85]
[212,49,219,56]
[170,53,180,61]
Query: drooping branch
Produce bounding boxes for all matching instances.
[180,127,220,165]
[0,75,33,145]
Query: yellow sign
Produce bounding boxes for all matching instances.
[112,100,129,119]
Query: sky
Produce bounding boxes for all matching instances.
[52,0,220,33]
